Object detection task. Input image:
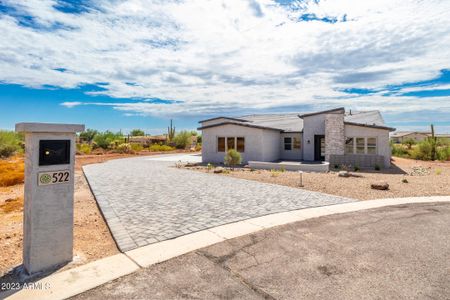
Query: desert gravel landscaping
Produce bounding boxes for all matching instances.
[187,157,450,200]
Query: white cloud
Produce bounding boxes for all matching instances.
[1,0,450,117]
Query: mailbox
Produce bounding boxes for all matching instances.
[39,140,71,166]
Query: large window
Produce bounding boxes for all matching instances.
[284,137,292,150]
[293,137,301,150]
[227,137,235,151]
[218,137,245,152]
[367,138,377,154]
[217,137,225,152]
[345,137,377,155]
[237,137,245,152]
[345,138,354,154]
[356,138,365,154]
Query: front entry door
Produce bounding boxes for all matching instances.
[314,135,325,161]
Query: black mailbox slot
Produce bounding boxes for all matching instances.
[39,140,71,166]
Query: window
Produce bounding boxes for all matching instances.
[284,137,292,150]
[227,137,235,151]
[217,137,225,152]
[356,138,365,154]
[293,137,301,150]
[237,137,245,152]
[367,138,377,154]
[345,138,354,154]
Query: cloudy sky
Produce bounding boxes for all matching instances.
[1,0,450,133]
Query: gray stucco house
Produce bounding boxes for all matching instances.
[198,107,395,168]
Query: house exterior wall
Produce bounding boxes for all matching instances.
[201,124,280,164]
[280,132,303,160]
[325,113,345,161]
[302,114,326,161]
[344,124,391,167]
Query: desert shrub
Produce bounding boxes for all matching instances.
[173,131,192,149]
[93,131,124,149]
[402,178,409,183]
[280,166,286,172]
[391,144,409,158]
[130,143,144,152]
[207,163,214,171]
[76,143,92,155]
[410,140,432,160]
[194,144,202,151]
[0,130,23,158]
[116,143,132,153]
[353,165,360,172]
[270,169,280,177]
[435,168,442,175]
[0,158,24,187]
[149,144,175,152]
[130,129,145,136]
[436,146,450,161]
[224,149,242,169]
[402,138,416,149]
[374,164,381,171]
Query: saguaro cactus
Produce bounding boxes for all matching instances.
[167,119,176,142]
[430,124,437,161]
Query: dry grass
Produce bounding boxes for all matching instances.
[0,197,23,214]
[0,157,24,187]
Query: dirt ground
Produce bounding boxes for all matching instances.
[0,151,193,276]
[187,157,450,200]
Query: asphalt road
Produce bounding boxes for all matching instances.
[73,202,450,300]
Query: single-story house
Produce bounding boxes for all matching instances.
[390,131,429,144]
[390,131,450,143]
[198,107,396,168]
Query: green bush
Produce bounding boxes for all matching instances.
[0,130,23,158]
[437,147,450,161]
[391,144,410,158]
[116,143,132,153]
[224,149,242,169]
[93,131,124,149]
[130,129,145,136]
[173,131,192,149]
[410,140,432,160]
[130,143,144,152]
[149,144,175,152]
[76,143,92,155]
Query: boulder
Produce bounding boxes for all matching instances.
[371,181,389,190]
[338,171,350,178]
[214,167,224,174]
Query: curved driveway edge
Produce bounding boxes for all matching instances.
[4,196,449,300]
[82,154,355,252]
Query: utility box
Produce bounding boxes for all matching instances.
[16,123,85,274]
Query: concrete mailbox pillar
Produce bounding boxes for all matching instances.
[16,123,85,274]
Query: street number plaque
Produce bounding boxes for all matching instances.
[38,170,71,186]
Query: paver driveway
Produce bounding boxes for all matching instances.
[83,154,355,251]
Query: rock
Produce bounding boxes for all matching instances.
[371,181,389,190]
[214,167,224,174]
[338,171,350,177]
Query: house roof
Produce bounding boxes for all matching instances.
[298,107,345,118]
[390,131,430,138]
[198,108,395,132]
[198,116,250,123]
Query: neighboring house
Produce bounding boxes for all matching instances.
[390,131,429,144]
[390,131,450,143]
[198,107,395,168]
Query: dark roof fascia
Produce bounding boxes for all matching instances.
[198,116,249,123]
[298,107,345,118]
[344,121,396,132]
[198,121,281,131]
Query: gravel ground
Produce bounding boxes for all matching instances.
[188,157,450,200]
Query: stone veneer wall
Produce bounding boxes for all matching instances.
[324,113,345,161]
[329,154,385,168]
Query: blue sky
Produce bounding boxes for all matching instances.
[1,0,450,133]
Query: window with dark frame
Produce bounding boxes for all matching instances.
[284,137,292,150]
[217,137,225,152]
[237,137,245,152]
[345,137,354,154]
[227,137,235,151]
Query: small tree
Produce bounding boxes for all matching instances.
[224,149,242,169]
[130,129,145,136]
[403,138,416,150]
[79,129,98,144]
